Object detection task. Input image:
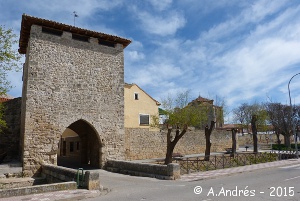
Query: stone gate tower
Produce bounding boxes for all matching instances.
[18,14,131,176]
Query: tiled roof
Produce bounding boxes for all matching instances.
[19,14,131,54]
[193,96,213,102]
[0,94,14,103]
[189,96,214,106]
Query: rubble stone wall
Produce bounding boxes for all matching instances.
[125,128,233,160]
[0,98,22,161]
[20,25,125,176]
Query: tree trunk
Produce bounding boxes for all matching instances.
[165,141,176,165]
[251,115,258,153]
[164,125,187,165]
[204,121,215,161]
[282,116,291,148]
[284,133,291,148]
[275,129,281,145]
[231,129,237,157]
[276,134,281,145]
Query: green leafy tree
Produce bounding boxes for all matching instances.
[158,91,208,164]
[0,25,21,132]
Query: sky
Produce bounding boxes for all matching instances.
[1,0,300,122]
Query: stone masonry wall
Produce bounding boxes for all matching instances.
[125,128,233,160]
[0,98,22,161]
[21,25,125,176]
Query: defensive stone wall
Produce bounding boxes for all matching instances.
[125,128,233,160]
[0,98,22,161]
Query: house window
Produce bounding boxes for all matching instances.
[76,142,80,150]
[70,142,74,152]
[139,114,150,125]
[134,93,139,100]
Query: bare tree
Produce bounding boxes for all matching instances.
[265,102,300,148]
[230,128,238,157]
[232,103,248,134]
[233,103,268,152]
[204,121,215,161]
[251,115,258,153]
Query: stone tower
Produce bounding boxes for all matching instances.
[18,14,131,176]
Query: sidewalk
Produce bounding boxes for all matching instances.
[180,158,300,182]
[0,189,101,201]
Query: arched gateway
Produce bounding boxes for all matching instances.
[18,14,131,176]
[58,119,102,169]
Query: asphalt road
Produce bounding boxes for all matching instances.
[86,164,300,201]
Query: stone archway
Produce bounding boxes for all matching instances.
[58,119,102,169]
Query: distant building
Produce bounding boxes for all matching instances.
[188,96,224,128]
[124,83,160,128]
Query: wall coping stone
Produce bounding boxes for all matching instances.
[106,160,180,180]
[0,181,76,198]
[42,164,100,190]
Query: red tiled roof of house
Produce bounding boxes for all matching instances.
[0,94,14,103]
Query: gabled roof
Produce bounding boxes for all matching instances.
[19,14,131,54]
[125,83,161,106]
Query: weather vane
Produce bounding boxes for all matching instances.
[73,11,79,26]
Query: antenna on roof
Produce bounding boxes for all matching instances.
[73,11,79,26]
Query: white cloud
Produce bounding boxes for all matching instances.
[127,51,145,61]
[2,0,300,116]
[135,10,186,36]
[147,0,172,11]
[131,63,183,87]
[26,0,123,17]
[200,0,287,42]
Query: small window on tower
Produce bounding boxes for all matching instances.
[134,93,139,100]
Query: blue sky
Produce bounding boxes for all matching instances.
[1,0,300,122]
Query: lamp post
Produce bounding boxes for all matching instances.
[288,73,300,159]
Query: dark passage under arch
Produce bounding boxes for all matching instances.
[58,119,102,169]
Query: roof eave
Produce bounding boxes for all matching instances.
[18,14,131,54]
